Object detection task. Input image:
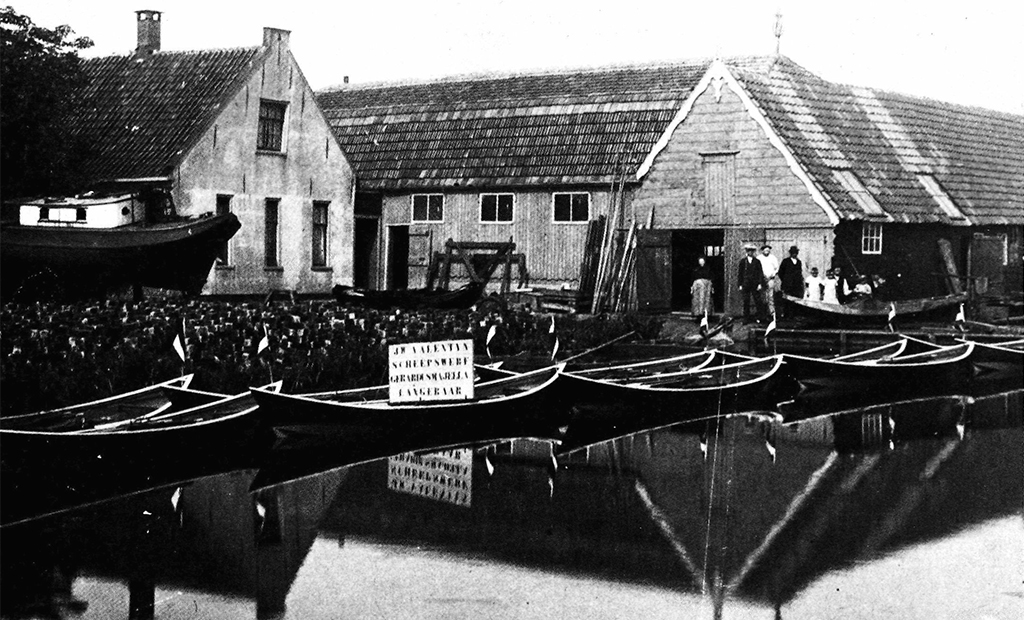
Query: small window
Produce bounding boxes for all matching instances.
[862,222,883,255]
[38,207,50,221]
[216,195,232,266]
[257,100,287,151]
[312,201,329,268]
[553,193,589,222]
[481,194,514,222]
[75,208,86,221]
[265,198,280,268]
[412,194,443,222]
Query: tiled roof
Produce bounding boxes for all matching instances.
[317,59,777,189]
[733,58,1024,225]
[72,47,264,183]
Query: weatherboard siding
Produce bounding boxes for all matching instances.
[632,81,831,229]
[382,189,617,289]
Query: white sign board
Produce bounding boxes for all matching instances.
[388,339,475,403]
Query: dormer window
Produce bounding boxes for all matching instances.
[257,100,287,151]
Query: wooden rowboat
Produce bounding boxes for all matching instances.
[556,356,788,450]
[780,293,967,324]
[0,374,194,432]
[1,382,280,526]
[250,365,569,445]
[778,343,976,422]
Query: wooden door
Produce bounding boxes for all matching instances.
[635,229,672,313]
[969,234,1007,296]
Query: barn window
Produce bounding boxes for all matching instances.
[265,198,281,268]
[257,100,287,151]
[412,194,444,222]
[553,193,589,222]
[862,222,883,255]
[312,201,329,267]
[480,194,514,222]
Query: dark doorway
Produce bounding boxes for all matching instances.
[353,217,379,289]
[387,226,409,290]
[671,229,725,312]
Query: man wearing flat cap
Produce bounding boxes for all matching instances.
[737,243,764,323]
[777,245,804,317]
[757,244,780,321]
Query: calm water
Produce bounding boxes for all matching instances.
[2,390,1021,620]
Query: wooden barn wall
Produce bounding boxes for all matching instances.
[631,80,832,229]
[834,222,1024,300]
[178,40,355,296]
[631,79,834,314]
[381,189,618,290]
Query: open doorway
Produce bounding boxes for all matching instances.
[671,229,725,312]
[387,226,409,290]
[353,217,379,289]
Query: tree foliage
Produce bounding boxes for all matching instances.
[0,6,93,202]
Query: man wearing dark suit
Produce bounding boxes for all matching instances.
[737,243,764,323]
[777,245,804,317]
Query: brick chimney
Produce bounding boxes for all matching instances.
[263,27,291,49]
[136,10,161,54]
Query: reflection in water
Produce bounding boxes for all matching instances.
[0,390,1020,619]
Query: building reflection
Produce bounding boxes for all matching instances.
[0,468,343,619]
[1,389,1018,618]
[318,389,1022,614]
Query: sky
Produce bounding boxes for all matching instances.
[9,0,1024,114]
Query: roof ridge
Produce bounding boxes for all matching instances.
[320,54,774,93]
[84,45,262,62]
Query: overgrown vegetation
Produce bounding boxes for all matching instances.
[0,298,661,416]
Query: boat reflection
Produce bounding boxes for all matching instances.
[0,390,1019,618]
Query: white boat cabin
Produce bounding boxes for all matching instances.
[19,193,150,229]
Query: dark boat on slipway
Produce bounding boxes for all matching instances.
[1,191,240,299]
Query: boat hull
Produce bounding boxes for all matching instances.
[0,213,240,299]
[252,367,569,447]
[781,293,967,325]
[779,344,976,421]
[556,357,789,451]
[0,392,263,525]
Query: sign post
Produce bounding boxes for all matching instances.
[388,339,475,403]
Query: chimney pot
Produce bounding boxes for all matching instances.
[135,9,161,54]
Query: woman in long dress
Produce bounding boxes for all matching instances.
[690,257,714,318]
